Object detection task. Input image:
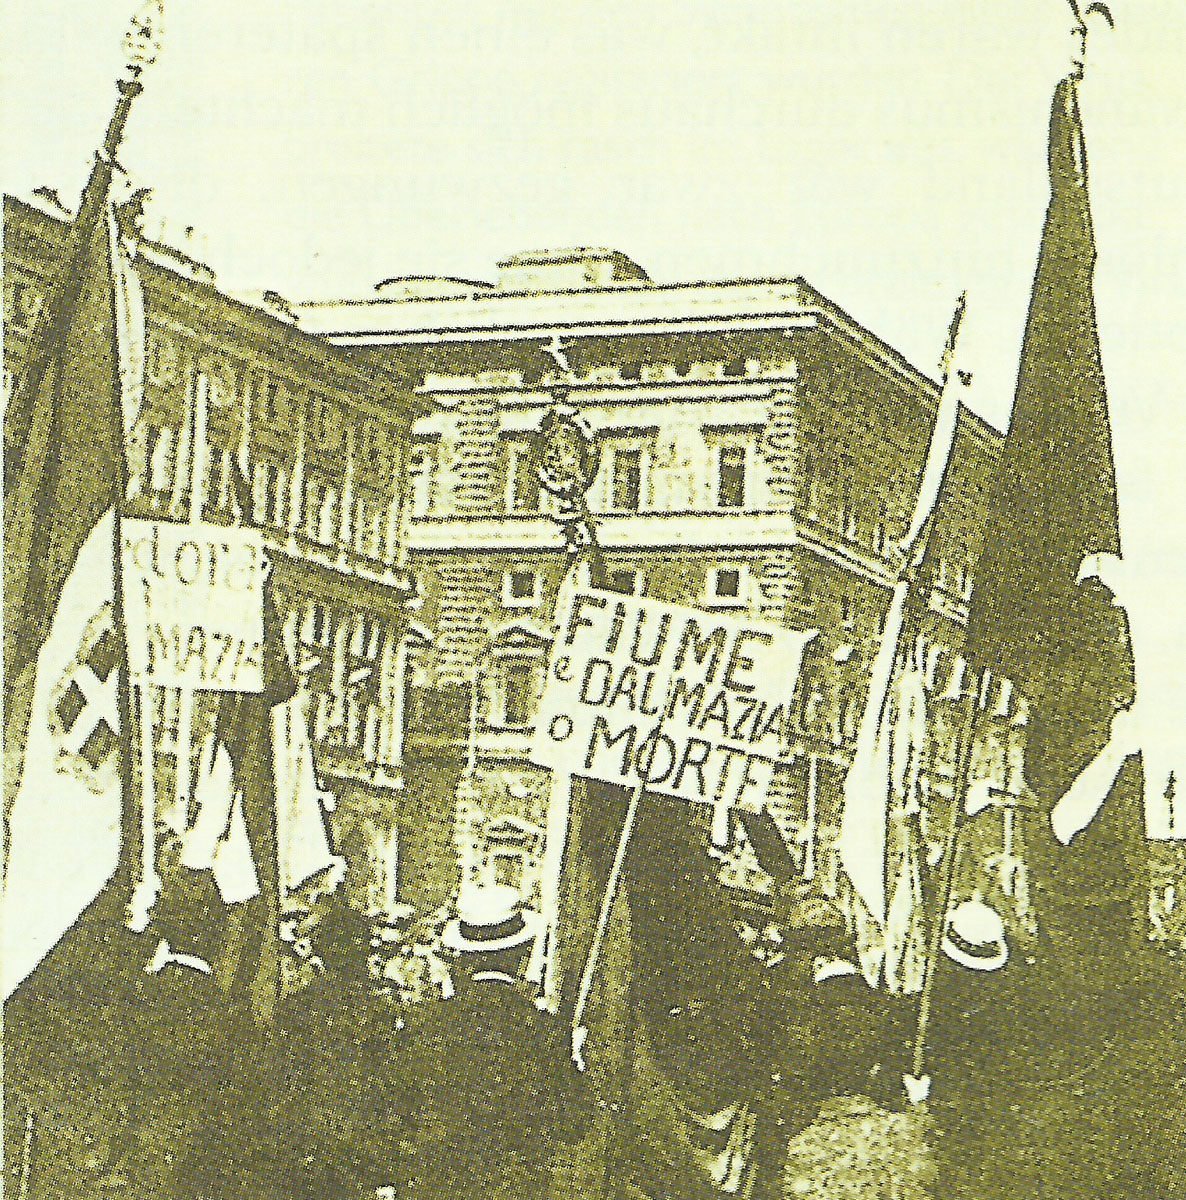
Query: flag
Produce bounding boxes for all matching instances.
[844,667,931,992]
[165,451,304,1023]
[271,676,337,896]
[2,200,143,999]
[543,776,637,1196]
[837,296,968,932]
[963,75,1142,920]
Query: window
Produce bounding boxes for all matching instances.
[310,393,343,452]
[318,486,339,545]
[253,461,274,524]
[408,449,435,518]
[605,568,642,595]
[716,445,747,509]
[369,506,384,557]
[304,481,322,539]
[839,686,862,742]
[707,565,747,608]
[873,502,889,555]
[491,852,525,889]
[610,446,643,512]
[500,658,536,728]
[274,468,289,527]
[148,426,175,498]
[309,602,331,648]
[502,569,541,608]
[841,593,856,630]
[506,443,541,513]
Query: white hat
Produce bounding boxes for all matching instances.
[942,899,1009,972]
[442,883,542,954]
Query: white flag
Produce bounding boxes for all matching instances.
[272,684,335,894]
[2,514,123,997]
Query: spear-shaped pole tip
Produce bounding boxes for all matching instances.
[123,0,165,75]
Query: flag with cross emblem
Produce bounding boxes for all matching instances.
[3,192,144,999]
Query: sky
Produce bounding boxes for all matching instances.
[3,0,1184,826]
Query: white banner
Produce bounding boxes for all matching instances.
[530,588,817,809]
[121,518,265,692]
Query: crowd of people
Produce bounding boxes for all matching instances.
[5,839,1183,1200]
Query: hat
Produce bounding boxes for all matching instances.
[942,899,1009,972]
[442,883,542,953]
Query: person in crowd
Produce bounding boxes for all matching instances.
[750,892,915,1200]
[275,898,404,1200]
[922,897,1029,1197]
[394,882,593,1198]
[148,866,290,1200]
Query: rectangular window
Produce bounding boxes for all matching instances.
[507,444,541,513]
[873,502,889,554]
[707,565,747,607]
[716,445,747,509]
[605,568,641,595]
[611,446,643,512]
[311,602,330,647]
[502,658,535,728]
[257,376,280,424]
[502,570,540,608]
[274,468,289,527]
[408,448,435,518]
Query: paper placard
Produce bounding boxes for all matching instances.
[531,588,817,809]
[121,518,266,692]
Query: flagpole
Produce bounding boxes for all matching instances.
[173,371,209,832]
[3,6,164,743]
[907,665,987,1084]
[837,294,968,942]
[3,82,142,499]
[528,368,608,1004]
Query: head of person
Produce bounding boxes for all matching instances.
[942,898,1009,973]
[311,900,373,981]
[783,891,855,977]
[441,882,542,980]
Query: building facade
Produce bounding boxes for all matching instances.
[4,192,422,917]
[297,248,1032,929]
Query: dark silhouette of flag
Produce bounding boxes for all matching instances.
[964,75,1141,933]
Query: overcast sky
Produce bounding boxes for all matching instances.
[3,0,1184,810]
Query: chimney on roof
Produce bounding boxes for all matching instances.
[495,248,651,293]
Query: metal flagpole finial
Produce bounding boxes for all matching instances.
[1067,1,1115,80]
[123,0,165,76]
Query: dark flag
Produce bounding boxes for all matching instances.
[545,779,638,1196]
[963,76,1142,948]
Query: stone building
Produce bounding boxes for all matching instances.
[296,247,1031,923]
[3,192,422,917]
